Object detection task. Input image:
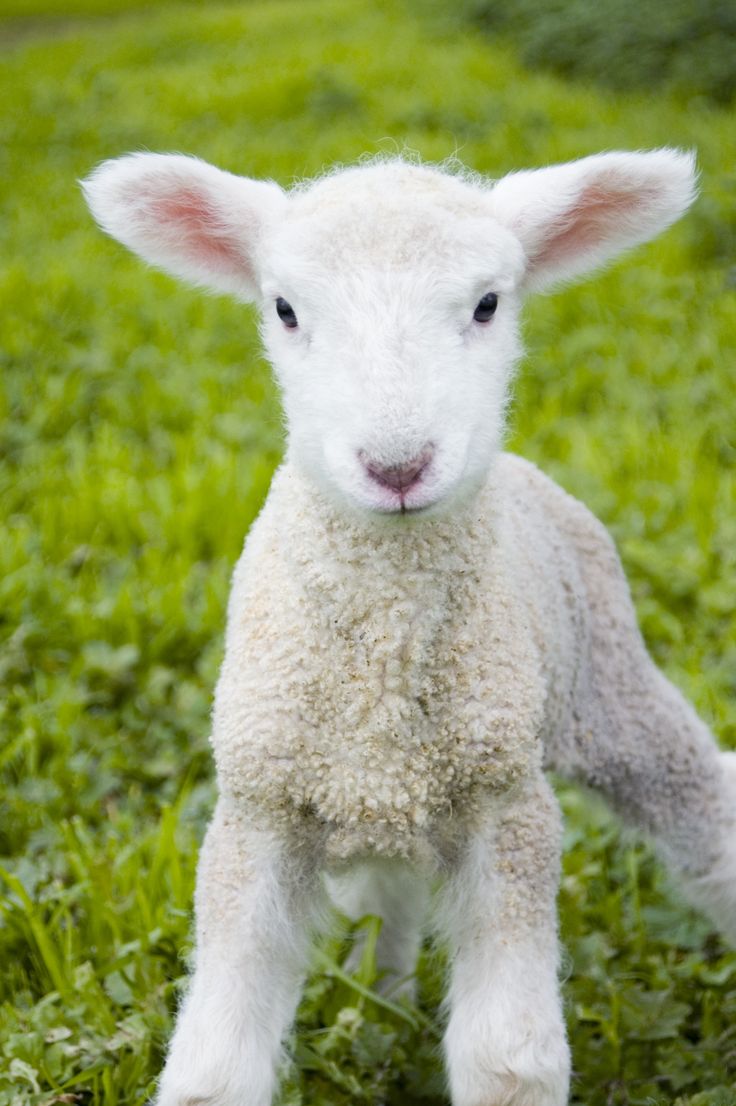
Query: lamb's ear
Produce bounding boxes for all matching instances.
[488,149,697,292]
[81,153,286,299]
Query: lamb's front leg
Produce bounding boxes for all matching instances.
[439,774,569,1106]
[155,797,321,1106]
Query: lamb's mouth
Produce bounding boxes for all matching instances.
[363,491,443,517]
[399,500,434,516]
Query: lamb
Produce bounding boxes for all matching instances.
[82,148,736,1106]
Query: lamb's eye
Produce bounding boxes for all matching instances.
[473,292,498,323]
[276,297,298,329]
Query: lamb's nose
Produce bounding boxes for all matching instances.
[363,447,434,492]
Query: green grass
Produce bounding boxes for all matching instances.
[411,0,736,105]
[1,1,735,1103]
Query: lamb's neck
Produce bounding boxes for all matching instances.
[270,461,500,605]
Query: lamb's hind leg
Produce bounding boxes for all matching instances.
[548,518,736,941]
[590,668,736,941]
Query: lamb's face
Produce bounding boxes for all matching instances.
[258,167,526,515]
[82,147,696,517]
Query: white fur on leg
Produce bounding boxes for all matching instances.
[444,942,569,1106]
[156,964,282,1106]
[154,802,320,1106]
[438,778,570,1106]
[677,751,736,943]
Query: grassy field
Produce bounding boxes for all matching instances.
[1,0,735,1103]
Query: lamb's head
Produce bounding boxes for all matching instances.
[82,149,695,517]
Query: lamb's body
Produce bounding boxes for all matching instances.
[82,147,736,1106]
[215,450,734,891]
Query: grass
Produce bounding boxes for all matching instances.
[0,0,735,1103]
[410,0,736,105]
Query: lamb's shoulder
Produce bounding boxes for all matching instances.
[495,452,621,561]
[211,468,311,799]
[494,453,646,753]
[496,452,637,635]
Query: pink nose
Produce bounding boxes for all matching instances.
[363,447,433,493]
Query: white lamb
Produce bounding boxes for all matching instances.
[83,148,736,1106]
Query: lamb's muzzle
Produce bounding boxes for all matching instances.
[360,444,434,510]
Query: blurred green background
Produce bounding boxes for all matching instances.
[1,1,735,1103]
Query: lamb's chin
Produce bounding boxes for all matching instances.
[358,490,441,516]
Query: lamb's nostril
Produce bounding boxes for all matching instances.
[362,447,434,493]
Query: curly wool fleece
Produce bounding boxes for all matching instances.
[213,452,734,881]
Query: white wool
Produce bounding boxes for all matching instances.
[213,461,544,866]
[82,148,733,1106]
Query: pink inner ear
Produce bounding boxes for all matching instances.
[531,181,658,269]
[150,188,248,274]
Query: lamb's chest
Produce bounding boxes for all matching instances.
[212,488,548,862]
[215,612,545,864]
[284,701,535,863]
